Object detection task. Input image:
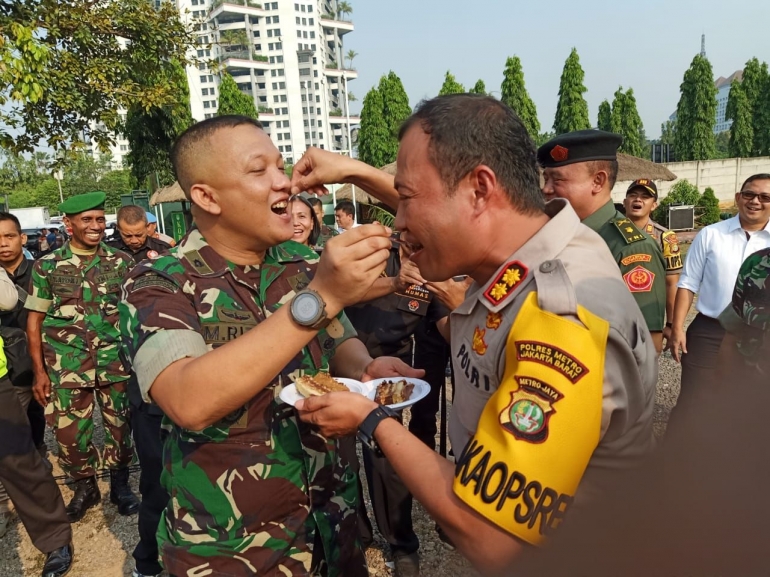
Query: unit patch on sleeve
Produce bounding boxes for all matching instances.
[623,265,655,293]
[499,377,563,443]
[484,261,528,306]
[515,341,588,383]
[620,254,652,266]
[130,274,179,294]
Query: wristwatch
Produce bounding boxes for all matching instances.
[289,289,331,330]
[357,405,399,457]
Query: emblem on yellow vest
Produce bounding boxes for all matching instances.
[500,377,564,443]
[472,327,488,356]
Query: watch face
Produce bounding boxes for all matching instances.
[293,292,320,324]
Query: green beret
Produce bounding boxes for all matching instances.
[537,130,623,168]
[58,191,107,215]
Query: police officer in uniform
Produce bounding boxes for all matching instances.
[622,179,683,339]
[25,192,140,522]
[106,205,171,263]
[291,95,657,574]
[539,131,667,352]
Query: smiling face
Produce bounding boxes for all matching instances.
[736,178,770,229]
[0,220,26,269]
[64,210,106,250]
[191,124,294,249]
[623,187,657,220]
[291,199,313,245]
[393,125,471,282]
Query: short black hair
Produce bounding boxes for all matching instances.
[398,94,544,214]
[742,173,770,191]
[0,212,22,234]
[588,160,619,189]
[335,200,355,216]
[117,205,147,225]
[306,197,323,209]
[171,115,263,196]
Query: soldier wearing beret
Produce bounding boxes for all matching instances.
[622,179,683,340]
[25,191,140,522]
[539,130,667,352]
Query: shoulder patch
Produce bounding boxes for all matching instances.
[623,265,655,293]
[612,218,647,244]
[483,261,528,306]
[620,254,652,266]
[129,274,179,294]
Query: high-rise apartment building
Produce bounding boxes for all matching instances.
[183,0,359,164]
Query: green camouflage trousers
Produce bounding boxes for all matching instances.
[46,381,134,479]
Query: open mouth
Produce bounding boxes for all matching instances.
[631,202,643,210]
[271,200,288,215]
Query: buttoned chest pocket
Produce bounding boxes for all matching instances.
[96,271,124,318]
[49,274,83,320]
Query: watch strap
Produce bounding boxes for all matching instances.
[357,405,398,456]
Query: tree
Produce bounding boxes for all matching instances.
[0,0,196,154]
[674,54,717,161]
[217,73,259,119]
[553,48,590,134]
[660,120,676,146]
[726,81,753,158]
[652,179,701,225]
[597,100,612,131]
[470,80,486,95]
[752,63,770,157]
[438,71,465,96]
[357,86,390,168]
[610,87,644,157]
[742,58,769,156]
[378,71,411,164]
[337,1,352,20]
[698,186,721,225]
[500,56,540,138]
[345,50,358,70]
[125,60,195,189]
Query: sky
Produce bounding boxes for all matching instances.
[343,0,769,139]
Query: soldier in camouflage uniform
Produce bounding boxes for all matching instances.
[308,197,339,249]
[25,191,140,522]
[622,178,683,340]
[118,115,419,576]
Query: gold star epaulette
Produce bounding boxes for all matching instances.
[612,218,646,245]
[483,261,528,306]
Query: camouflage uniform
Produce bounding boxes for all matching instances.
[719,247,770,367]
[119,230,367,577]
[24,241,134,479]
[315,224,339,250]
[641,219,684,276]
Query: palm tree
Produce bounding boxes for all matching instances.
[347,91,357,102]
[337,1,352,20]
[345,49,358,70]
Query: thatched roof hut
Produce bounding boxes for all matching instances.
[334,162,397,204]
[150,182,186,206]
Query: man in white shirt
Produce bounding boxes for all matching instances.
[668,173,770,424]
[334,200,360,232]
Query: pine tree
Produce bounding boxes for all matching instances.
[378,71,412,164]
[597,100,611,131]
[674,54,717,161]
[470,79,487,95]
[438,71,465,95]
[357,86,390,167]
[217,73,259,118]
[500,56,540,138]
[726,81,753,157]
[124,61,194,188]
[553,48,590,134]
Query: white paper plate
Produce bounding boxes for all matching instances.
[279,377,365,407]
[360,378,431,410]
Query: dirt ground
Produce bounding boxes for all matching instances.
[0,341,689,577]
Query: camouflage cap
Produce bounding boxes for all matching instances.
[719,248,770,357]
[59,191,106,215]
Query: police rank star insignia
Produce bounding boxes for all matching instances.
[484,261,528,306]
[623,265,655,292]
[499,377,563,443]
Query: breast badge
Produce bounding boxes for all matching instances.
[472,327,488,356]
[623,265,655,293]
[486,311,503,330]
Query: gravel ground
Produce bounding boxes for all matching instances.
[0,316,693,577]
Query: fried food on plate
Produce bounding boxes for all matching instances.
[375,380,414,405]
[294,373,349,398]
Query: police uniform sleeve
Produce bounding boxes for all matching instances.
[119,265,208,403]
[659,230,683,274]
[616,241,666,332]
[24,258,53,313]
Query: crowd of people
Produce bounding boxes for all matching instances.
[0,93,768,577]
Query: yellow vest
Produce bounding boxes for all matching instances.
[0,335,8,380]
[453,292,609,545]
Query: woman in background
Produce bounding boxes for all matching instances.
[289,195,321,249]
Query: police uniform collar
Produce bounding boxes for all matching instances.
[455,199,580,315]
[581,200,617,232]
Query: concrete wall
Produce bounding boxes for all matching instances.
[611,156,770,204]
